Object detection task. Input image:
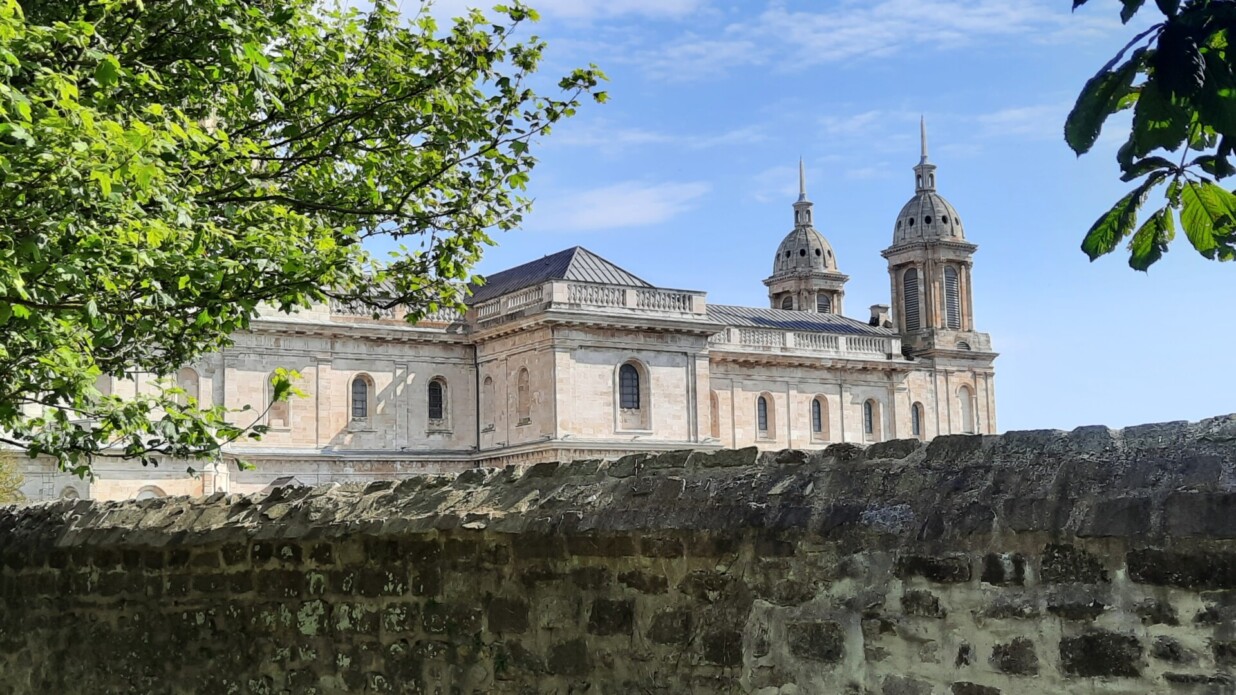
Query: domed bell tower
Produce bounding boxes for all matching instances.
[764,160,849,313]
[882,118,991,356]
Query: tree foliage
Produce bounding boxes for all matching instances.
[0,0,604,475]
[1069,0,1236,269]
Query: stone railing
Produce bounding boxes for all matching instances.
[329,298,398,320]
[474,280,708,325]
[710,326,901,360]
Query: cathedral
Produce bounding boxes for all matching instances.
[19,124,997,502]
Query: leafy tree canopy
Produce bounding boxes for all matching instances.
[0,0,604,476]
[1069,0,1236,269]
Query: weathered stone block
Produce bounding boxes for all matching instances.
[882,676,932,695]
[1059,630,1142,677]
[990,637,1039,675]
[618,570,668,594]
[1041,544,1107,584]
[951,684,999,695]
[1134,599,1178,626]
[787,621,844,664]
[1150,635,1195,664]
[981,553,1025,586]
[902,590,946,618]
[648,608,691,645]
[546,638,590,676]
[702,630,742,666]
[1165,492,1236,537]
[586,598,633,636]
[486,597,529,634]
[1078,497,1152,537]
[1213,641,1236,667]
[1127,549,1236,589]
[570,566,609,590]
[895,554,971,583]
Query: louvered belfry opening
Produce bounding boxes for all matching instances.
[903,267,920,331]
[816,294,831,314]
[944,266,961,329]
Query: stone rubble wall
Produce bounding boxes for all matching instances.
[3,417,1236,694]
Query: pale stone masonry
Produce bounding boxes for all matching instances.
[2,416,1236,693]
[19,127,997,501]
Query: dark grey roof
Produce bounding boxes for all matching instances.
[467,246,652,304]
[707,304,895,337]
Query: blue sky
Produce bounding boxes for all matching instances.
[423,0,1231,432]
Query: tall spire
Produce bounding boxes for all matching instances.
[792,157,812,227]
[914,117,937,193]
[920,115,929,163]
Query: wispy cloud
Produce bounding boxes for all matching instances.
[553,119,766,153]
[974,104,1069,141]
[424,0,705,22]
[635,0,1118,81]
[525,181,711,231]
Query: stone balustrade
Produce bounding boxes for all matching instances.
[709,326,902,360]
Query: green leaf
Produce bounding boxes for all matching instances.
[1128,205,1175,270]
[90,168,112,198]
[1066,48,1146,154]
[94,55,121,87]
[1120,155,1175,181]
[1180,179,1236,258]
[1081,171,1167,260]
[1156,0,1181,16]
[1130,81,1191,156]
[1120,0,1147,23]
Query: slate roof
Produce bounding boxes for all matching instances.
[467,246,652,305]
[707,304,894,337]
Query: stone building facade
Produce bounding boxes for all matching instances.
[19,128,997,502]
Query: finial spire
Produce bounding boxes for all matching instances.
[920,115,929,163]
[798,157,807,201]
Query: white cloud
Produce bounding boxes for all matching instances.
[423,0,704,22]
[974,104,1069,141]
[526,181,710,231]
[635,0,1119,81]
[553,120,766,153]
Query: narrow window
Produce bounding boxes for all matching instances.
[516,368,531,423]
[863,399,881,441]
[757,396,769,434]
[944,266,961,329]
[816,294,831,314]
[911,402,924,439]
[482,377,495,429]
[811,398,823,433]
[903,268,920,331]
[350,376,369,419]
[958,385,974,433]
[781,296,793,310]
[619,364,640,409]
[709,391,720,439]
[176,368,199,405]
[268,372,289,428]
[428,380,445,420]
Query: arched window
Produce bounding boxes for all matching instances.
[618,364,640,409]
[482,376,495,430]
[903,268,920,332]
[958,385,974,433]
[350,375,370,419]
[781,296,793,310]
[816,294,831,314]
[135,486,166,500]
[176,368,199,405]
[516,368,531,424]
[911,402,924,439]
[428,379,446,421]
[267,372,290,429]
[60,486,81,499]
[709,391,720,439]
[863,399,881,441]
[811,397,829,440]
[944,266,961,329]
[757,396,769,435]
